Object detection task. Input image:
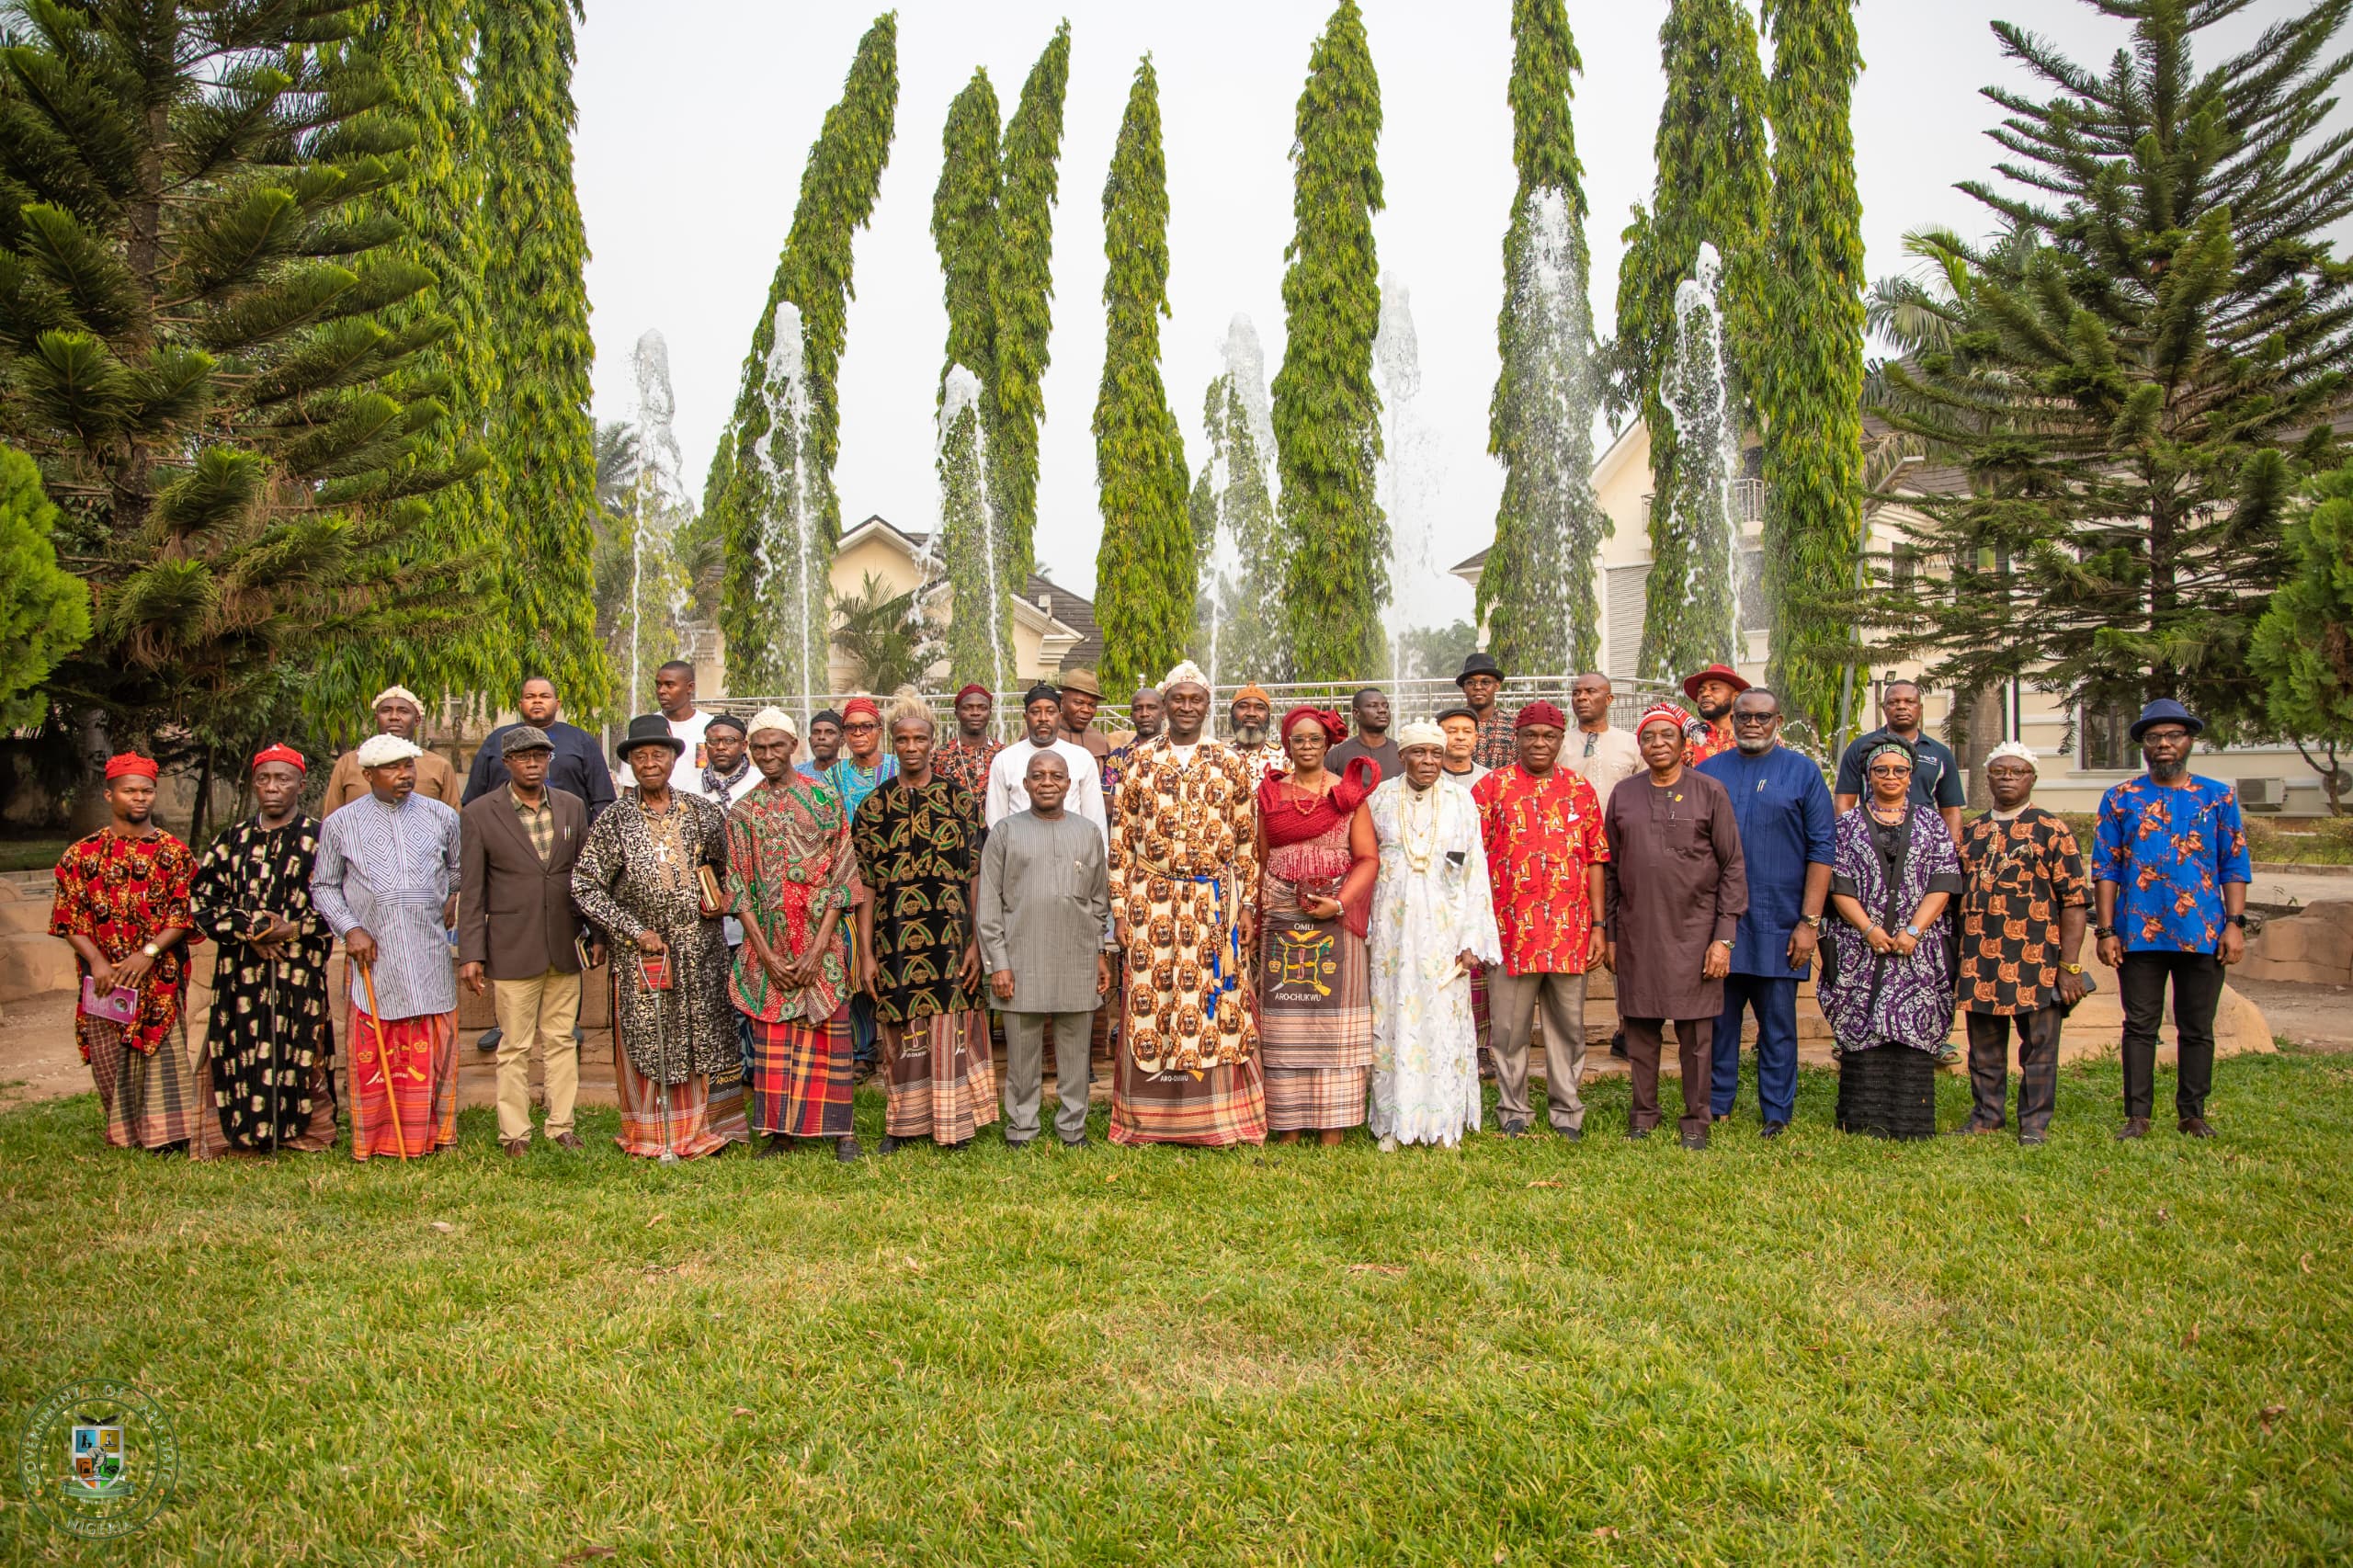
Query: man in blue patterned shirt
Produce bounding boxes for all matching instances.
[2091,699,2250,1141]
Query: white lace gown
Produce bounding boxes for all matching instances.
[1366,776,1504,1146]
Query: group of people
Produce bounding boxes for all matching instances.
[49,650,2250,1164]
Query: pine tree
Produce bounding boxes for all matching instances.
[1092,57,1192,693]
[932,70,1009,691]
[0,0,474,758]
[1613,0,1769,682]
[1758,0,1866,738]
[1481,0,1608,676]
[993,22,1071,591]
[2253,454,2353,814]
[479,0,609,714]
[342,0,506,711]
[713,16,897,694]
[0,443,89,727]
[1871,0,2353,733]
[1274,1,1387,679]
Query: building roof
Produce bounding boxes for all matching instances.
[835,513,1099,669]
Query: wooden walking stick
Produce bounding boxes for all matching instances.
[356,956,410,1161]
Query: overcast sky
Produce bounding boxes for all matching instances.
[573,1,2314,633]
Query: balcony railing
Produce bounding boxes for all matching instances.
[1638,478,1768,528]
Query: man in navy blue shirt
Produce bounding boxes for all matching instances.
[1697,687,1834,1136]
[1834,678,1963,842]
[464,676,616,823]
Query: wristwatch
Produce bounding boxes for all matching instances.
[1799,914,1823,929]
[141,941,160,959]
[2228,915,2249,929]
[2059,961,2085,975]
[2090,925,2115,939]
[1902,924,1922,939]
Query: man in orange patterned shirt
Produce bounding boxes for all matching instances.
[1679,663,1746,767]
[1472,701,1608,1139]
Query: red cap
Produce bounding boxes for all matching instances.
[954,682,991,703]
[104,753,159,781]
[1681,663,1751,700]
[251,744,307,774]
[1513,700,1567,731]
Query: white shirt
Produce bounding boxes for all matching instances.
[986,737,1107,846]
[665,709,712,796]
[1564,724,1643,801]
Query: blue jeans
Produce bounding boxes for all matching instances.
[1711,974,1800,1124]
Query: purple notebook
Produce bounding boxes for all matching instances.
[80,975,139,1024]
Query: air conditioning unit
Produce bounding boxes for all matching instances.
[2237,778,2288,813]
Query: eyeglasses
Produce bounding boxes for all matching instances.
[1867,764,1912,778]
[2141,728,2190,744]
[1732,712,1779,726]
[843,721,879,733]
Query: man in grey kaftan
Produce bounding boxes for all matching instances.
[977,750,1112,1146]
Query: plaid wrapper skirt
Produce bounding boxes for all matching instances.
[1108,1049,1268,1148]
[743,1006,855,1139]
[346,1007,458,1161]
[1257,902,1372,1132]
[1836,1040,1938,1141]
[79,1015,222,1156]
[883,1007,998,1143]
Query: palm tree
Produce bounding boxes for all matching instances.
[831,572,941,695]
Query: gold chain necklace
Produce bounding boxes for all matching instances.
[1398,784,1442,873]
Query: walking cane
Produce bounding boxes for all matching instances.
[264,942,282,1155]
[355,956,410,1161]
[648,963,679,1165]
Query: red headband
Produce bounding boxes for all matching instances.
[1514,700,1566,731]
[955,682,990,703]
[841,697,880,722]
[1280,705,1347,744]
[251,744,307,775]
[104,752,159,781]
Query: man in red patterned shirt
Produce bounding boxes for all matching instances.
[1472,701,1608,1139]
[932,683,1003,798]
[1680,663,1746,767]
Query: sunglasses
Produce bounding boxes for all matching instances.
[1867,764,1912,778]
[1732,711,1779,726]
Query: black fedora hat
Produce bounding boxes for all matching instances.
[1456,651,1506,686]
[615,713,686,759]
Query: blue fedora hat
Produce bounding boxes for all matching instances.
[2128,697,2204,743]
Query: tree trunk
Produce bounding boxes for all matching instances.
[1961,681,2006,810]
[188,745,214,849]
[69,706,111,833]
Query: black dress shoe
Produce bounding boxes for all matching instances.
[2018,1131,2047,1147]
[876,1134,904,1156]
[2117,1117,2151,1141]
[1760,1120,1788,1140]
[1556,1124,1583,1142]
[756,1134,793,1158]
[834,1136,863,1163]
[2178,1116,2216,1138]
[1679,1130,1709,1151]
[1498,1118,1530,1138]
[1061,1135,1086,1148]
[1626,1126,1653,1141]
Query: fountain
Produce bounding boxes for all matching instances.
[933,364,1009,703]
[1196,315,1279,690]
[629,329,695,708]
[747,301,822,717]
[1665,242,1742,667]
[1506,187,1607,671]
[1371,273,1429,679]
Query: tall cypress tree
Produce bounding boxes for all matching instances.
[1614,0,1769,682]
[1274,1,1387,679]
[931,70,1008,689]
[1481,0,1608,676]
[1190,367,1283,683]
[342,0,506,711]
[994,22,1072,591]
[1871,0,2353,732]
[715,16,899,695]
[1092,58,1192,692]
[1759,0,1866,737]
[479,0,609,711]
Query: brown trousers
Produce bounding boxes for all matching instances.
[1622,1017,1713,1138]
[1964,1005,2063,1137]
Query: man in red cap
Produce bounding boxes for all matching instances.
[1679,664,1748,767]
[188,744,339,1152]
[934,682,1003,797]
[49,753,215,1154]
[1471,700,1609,1139]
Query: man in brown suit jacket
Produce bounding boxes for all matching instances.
[459,726,597,1154]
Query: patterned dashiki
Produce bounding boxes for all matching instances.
[2090,775,2251,953]
[1472,765,1608,976]
[188,814,337,1151]
[1100,736,1148,821]
[1366,777,1502,1148]
[49,827,214,1153]
[1256,776,1377,1131]
[1470,707,1516,770]
[311,790,462,1160]
[1230,739,1289,788]
[933,733,1004,799]
[1683,721,1734,768]
[824,754,899,823]
[727,777,859,1139]
[1957,806,2088,1016]
[853,774,995,1141]
[1819,804,1963,1053]
[573,787,746,1158]
[1107,736,1266,1147]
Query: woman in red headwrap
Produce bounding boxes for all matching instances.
[1255,708,1380,1143]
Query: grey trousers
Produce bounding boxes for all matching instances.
[1487,970,1588,1131]
[1002,1009,1094,1143]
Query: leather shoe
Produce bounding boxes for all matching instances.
[1556,1124,1583,1142]
[2116,1117,2151,1141]
[551,1132,584,1152]
[2018,1131,2047,1147]
[1760,1120,1788,1140]
[1679,1129,1709,1151]
[834,1136,863,1163]
[501,1138,528,1158]
[2178,1116,2216,1138]
[1626,1125,1653,1141]
[1498,1118,1530,1138]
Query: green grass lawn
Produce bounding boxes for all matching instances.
[2,1053,2348,1565]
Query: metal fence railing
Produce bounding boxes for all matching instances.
[713,676,1685,743]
